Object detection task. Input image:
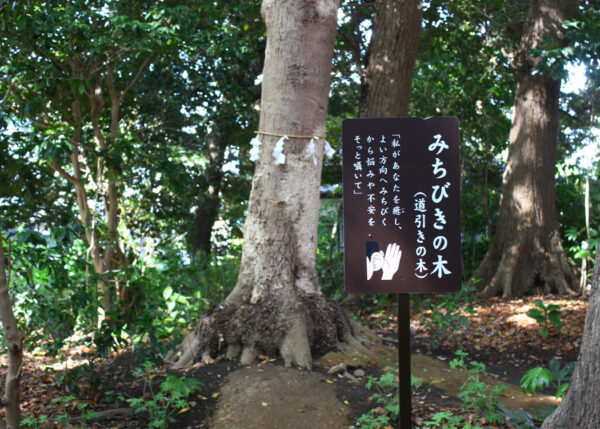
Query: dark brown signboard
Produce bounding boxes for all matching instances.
[342,117,461,294]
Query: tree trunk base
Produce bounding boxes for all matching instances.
[471,231,578,298]
[166,293,373,370]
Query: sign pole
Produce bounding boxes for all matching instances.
[398,293,411,428]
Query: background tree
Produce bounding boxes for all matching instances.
[470,0,579,297]
[359,0,422,117]
[0,214,24,428]
[0,1,201,315]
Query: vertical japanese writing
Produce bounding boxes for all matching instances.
[428,134,451,278]
[353,132,405,230]
[413,192,428,278]
[353,135,363,199]
[391,134,404,230]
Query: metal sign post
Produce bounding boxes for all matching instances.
[398,293,411,428]
[342,117,462,428]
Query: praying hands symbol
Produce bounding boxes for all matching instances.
[366,242,402,281]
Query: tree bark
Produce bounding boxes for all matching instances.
[0,215,24,429]
[168,0,377,370]
[360,0,422,118]
[191,135,226,255]
[470,0,578,297]
[541,247,600,428]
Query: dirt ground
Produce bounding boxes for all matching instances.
[8,295,588,428]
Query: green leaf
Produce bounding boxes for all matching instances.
[540,327,550,337]
[534,300,546,310]
[526,308,545,323]
[521,367,552,394]
[556,383,569,399]
[163,286,173,300]
[548,311,563,327]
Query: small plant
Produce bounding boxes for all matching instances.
[424,410,483,429]
[50,395,99,429]
[130,362,202,429]
[526,300,563,337]
[449,350,506,424]
[415,286,477,349]
[521,357,575,398]
[20,414,49,428]
[354,367,399,428]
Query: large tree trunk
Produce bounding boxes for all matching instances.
[0,215,24,429]
[168,0,374,370]
[471,0,578,297]
[541,248,600,428]
[360,0,422,117]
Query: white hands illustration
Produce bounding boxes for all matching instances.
[381,243,402,280]
[366,243,402,281]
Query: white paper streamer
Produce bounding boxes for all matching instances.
[324,139,335,159]
[272,135,288,165]
[249,135,262,161]
[306,137,317,166]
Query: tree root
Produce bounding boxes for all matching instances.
[71,408,134,422]
[167,292,374,370]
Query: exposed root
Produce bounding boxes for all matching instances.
[166,331,200,369]
[280,314,312,368]
[472,235,578,298]
[167,292,374,370]
[71,408,134,422]
[240,345,259,366]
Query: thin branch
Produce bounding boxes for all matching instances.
[119,55,152,103]
[30,119,55,130]
[49,161,80,187]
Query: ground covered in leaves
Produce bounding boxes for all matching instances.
[1,295,588,428]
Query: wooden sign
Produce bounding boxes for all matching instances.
[342,117,461,294]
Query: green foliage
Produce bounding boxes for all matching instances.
[20,414,49,429]
[424,410,483,429]
[3,218,239,359]
[449,350,506,424]
[412,286,477,349]
[130,362,202,429]
[521,367,553,395]
[51,395,99,429]
[317,196,345,299]
[354,367,399,428]
[3,224,96,354]
[521,358,575,399]
[526,301,563,337]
